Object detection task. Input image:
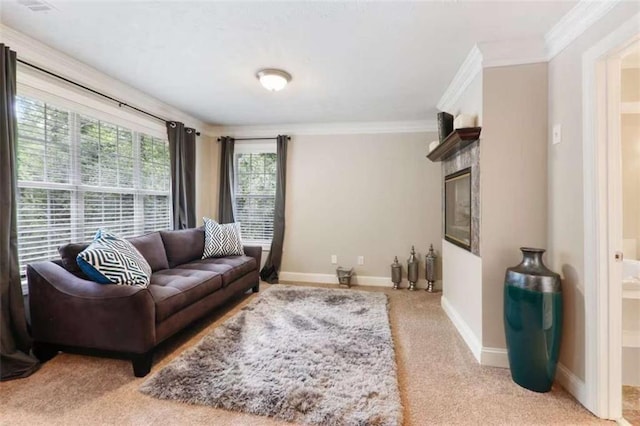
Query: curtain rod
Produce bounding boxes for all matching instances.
[17,58,201,136]
[217,136,291,142]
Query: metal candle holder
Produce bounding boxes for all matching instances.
[407,246,419,291]
[391,256,402,289]
[425,244,436,292]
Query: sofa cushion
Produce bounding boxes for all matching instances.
[177,256,257,287]
[58,242,89,274]
[127,232,170,272]
[148,269,222,322]
[202,218,244,258]
[77,230,152,287]
[159,227,205,268]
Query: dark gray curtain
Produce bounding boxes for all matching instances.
[167,122,196,229]
[218,136,236,224]
[0,44,40,380]
[260,135,288,284]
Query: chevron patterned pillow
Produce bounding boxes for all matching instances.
[76,230,152,287]
[202,217,244,258]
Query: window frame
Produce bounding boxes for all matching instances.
[233,141,277,248]
[15,84,172,293]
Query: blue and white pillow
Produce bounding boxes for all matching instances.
[77,230,152,287]
[202,217,244,258]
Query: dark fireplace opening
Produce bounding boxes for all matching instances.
[444,168,472,251]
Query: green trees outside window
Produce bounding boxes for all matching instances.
[234,152,277,243]
[15,95,171,284]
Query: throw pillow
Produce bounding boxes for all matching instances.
[202,217,244,258]
[77,230,152,287]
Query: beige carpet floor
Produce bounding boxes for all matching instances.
[623,386,640,425]
[0,283,608,425]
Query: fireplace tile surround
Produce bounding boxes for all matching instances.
[442,141,480,255]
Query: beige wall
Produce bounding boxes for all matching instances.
[548,1,640,381]
[195,134,219,223]
[281,132,442,281]
[622,68,640,103]
[622,114,640,258]
[481,63,549,349]
[622,56,640,259]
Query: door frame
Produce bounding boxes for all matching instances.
[582,13,640,420]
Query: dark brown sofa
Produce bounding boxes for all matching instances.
[26,226,261,377]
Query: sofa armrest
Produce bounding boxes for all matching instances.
[27,262,156,354]
[243,245,263,270]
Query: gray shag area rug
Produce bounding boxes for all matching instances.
[140,285,402,426]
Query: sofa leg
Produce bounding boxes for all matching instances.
[131,350,153,377]
[252,283,260,293]
[32,341,59,362]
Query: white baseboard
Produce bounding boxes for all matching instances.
[440,295,482,363]
[481,347,509,368]
[278,271,440,290]
[556,362,588,408]
[279,272,336,284]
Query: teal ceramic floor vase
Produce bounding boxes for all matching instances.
[504,247,562,393]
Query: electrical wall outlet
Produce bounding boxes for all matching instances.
[331,254,338,264]
[357,256,365,265]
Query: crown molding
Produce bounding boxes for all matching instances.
[217,119,437,137]
[437,45,482,113]
[1,23,211,135]
[437,1,623,114]
[545,0,621,60]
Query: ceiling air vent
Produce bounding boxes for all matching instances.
[17,0,55,12]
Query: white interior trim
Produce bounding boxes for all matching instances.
[556,362,589,406]
[438,0,623,115]
[440,295,482,363]
[621,102,640,114]
[480,347,509,368]
[279,271,438,290]
[234,140,277,154]
[2,23,208,135]
[17,70,166,140]
[545,0,621,60]
[219,120,437,138]
[437,45,483,112]
[582,13,640,420]
[605,51,624,421]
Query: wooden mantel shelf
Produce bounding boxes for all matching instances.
[427,127,482,162]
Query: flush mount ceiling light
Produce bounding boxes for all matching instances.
[256,69,292,92]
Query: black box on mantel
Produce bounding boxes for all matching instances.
[437,112,454,142]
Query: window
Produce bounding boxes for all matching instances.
[234,144,277,244]
[15,95,171,284]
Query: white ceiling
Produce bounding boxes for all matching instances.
[1,1,576,126]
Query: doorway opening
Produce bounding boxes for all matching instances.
[619,40,640,425]
[582,13,639,422]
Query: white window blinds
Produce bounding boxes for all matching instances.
[234,151,277,244]
[15,95,171,283]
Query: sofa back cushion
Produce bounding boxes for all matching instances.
[160,227,205,268]
[59,242,89,274]
[127,232,169,272]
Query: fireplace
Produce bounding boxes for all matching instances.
[444,168,472,251]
